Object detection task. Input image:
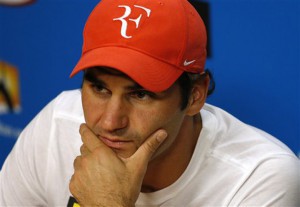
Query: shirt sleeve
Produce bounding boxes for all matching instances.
[229,155,300,206]
[0,99,56,206]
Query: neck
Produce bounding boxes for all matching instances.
[141,114,202,193]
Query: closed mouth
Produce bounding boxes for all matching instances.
[98,136,132,149]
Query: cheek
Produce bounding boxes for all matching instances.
[147,98,185,147]
[81,87,101,126]
[129,109,158,144]
[145,109,185,159]
[131,105,184,145]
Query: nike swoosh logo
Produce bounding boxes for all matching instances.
[183,59,196,66]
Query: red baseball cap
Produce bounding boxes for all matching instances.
[70,0,207,92]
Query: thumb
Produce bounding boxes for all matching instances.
[131,130,168,165]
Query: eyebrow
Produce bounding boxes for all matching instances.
[84,71,107,87]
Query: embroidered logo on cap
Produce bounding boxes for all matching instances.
[113,5,151,39]
[183,59,196,66]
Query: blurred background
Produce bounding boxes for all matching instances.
[0,0,299,168]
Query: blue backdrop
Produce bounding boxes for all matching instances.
[0,0,299,168]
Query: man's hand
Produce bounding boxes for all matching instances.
[69,124,167,207]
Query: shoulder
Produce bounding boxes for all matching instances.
[51,89,83,116]
[201,103,297,162]
[200,103,298,173]
[230,154,300,206]
[19,89,84,149]
[34,89,84,123]
[0,90,84,205]
[199,104,300,205]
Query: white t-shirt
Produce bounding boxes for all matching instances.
[1,90,299,206]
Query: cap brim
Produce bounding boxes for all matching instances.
[70,47,183,92]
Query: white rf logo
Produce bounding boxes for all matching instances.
[113,5,151,39]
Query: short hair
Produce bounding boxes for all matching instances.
[177,70,215,110]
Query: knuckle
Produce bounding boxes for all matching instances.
[80,145,84,153]
[81,128,88,137]
[80,127,90,142]
[80,145,87,155]
[73,156,81,169]
[69,174,80,196]
[73,155,90,169]
[69,175,75,192]
[80,155,89,167]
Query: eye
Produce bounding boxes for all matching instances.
[91,83,110,95]
[135,91,148,99]
[130,90,155,100]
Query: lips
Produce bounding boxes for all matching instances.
[98,136,132,150]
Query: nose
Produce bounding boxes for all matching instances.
[99,97,129,133]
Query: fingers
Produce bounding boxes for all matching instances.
[80,144,90,156]
[132,129,167,164]
[80,124,107,152]
[73,155,82,171]
[79,123,167,165]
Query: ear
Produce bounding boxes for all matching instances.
[185,75,210,116]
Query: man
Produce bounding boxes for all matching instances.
[0,0,299,206]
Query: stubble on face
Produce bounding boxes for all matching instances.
[81,68,185,159]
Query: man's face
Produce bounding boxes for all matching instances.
[81,68,187,159]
